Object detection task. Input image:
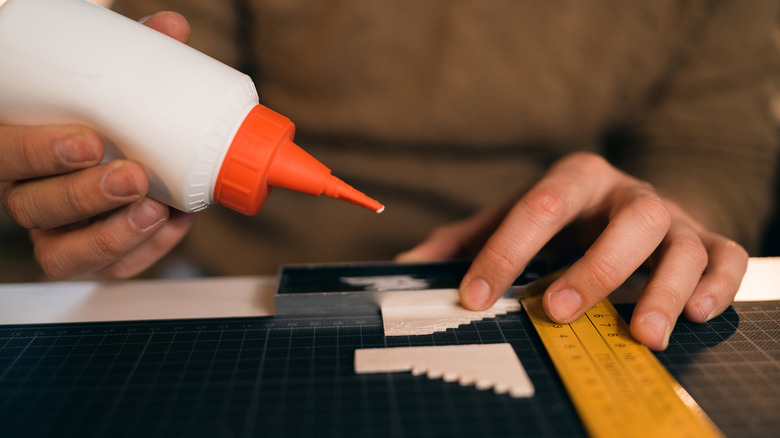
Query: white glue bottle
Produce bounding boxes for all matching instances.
[0,0,383,215]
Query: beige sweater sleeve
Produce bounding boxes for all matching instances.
[111,0,241,68]
[610,1,780,252]
[104,0,780,276]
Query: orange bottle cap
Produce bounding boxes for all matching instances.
[214,104,384,215]
[213,105,293,215]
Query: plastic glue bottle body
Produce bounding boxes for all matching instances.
[0,0,383,215]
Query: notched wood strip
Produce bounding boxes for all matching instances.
[354,343,534,398]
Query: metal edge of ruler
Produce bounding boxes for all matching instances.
[521,294,724,438]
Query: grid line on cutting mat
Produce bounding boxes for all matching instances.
[0,302,777,437]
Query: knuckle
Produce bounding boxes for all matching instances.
[560,152,611,175]
[649,283,686,310]
[672,237,709,272]
[706,277,732,298]
[560,151,605,167]
[521,187,569,225]
[92,229,128,260]
[479,243,523,281]
[704,239,749,296]
[577,151,608,167]
[63,179,94,218]
[19,133,41,171]
[721,239,749,262]
[631,192,671,235]
[2,186,39,229]
[583,256,624,293]
[34,244,70,280]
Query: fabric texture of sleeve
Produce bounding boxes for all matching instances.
[610,1,780,253]
[111,0,242,69]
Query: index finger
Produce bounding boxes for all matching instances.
[0,125,102,182]
[459,153,615,310]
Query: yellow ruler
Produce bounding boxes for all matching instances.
[522,295,724,438]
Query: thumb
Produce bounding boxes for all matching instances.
[397,199,518,263]
[395,225,465,262]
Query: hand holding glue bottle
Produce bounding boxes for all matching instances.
[0,0,383,279]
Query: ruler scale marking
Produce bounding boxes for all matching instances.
[523,296,724,438]
[581,305,668,422]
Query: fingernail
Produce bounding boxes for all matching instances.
[547,288,582,321]
[130,200,165,231]
[57,132,99,165]
[641,312,671,350]
[698,297,716,321]
[103,165,139,198]
[461,278,491,309]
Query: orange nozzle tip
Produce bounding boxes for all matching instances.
[323,176,384,213]
[346,192,384,213]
